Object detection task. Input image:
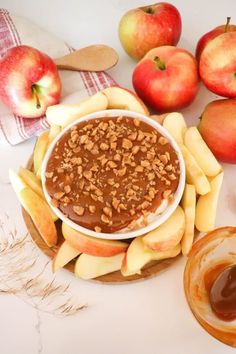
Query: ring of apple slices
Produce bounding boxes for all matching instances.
[11,86,224,282]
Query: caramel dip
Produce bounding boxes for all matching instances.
[45,116,180,233]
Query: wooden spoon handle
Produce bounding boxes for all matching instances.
[54,45,119,72]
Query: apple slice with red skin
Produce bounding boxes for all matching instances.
[46,91,108,128]
[121,237,181,276]
[0,45,61,118]
[196,17,236,62]
[102,86,149,115]
[52,241,81,272]
[62,222,128,257]
[143,206,185,252]
[20,188,57,247]
[75,252,125,280]
[9,169,57,246]
[132,46,199,112]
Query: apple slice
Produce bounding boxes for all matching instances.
[149,114,168,125]
[19,167,44,199]
[195,171,224,232]
[9,168,27,193]
[102,86,149,115]
[121,237,181,276]
[75,252,125,280]
[163,112,187,144]
[180,145,211,195]
[184,127,222,177]
[20,188,57,247]
[46,92,108,128]
[143,206,185,251]
[52,241,81,272]
[48,123,61,144]
[33,131,49,176]
[9,169,57,246]
[181,184,196,256]
[62,222,128,257]
[18,167,58,222]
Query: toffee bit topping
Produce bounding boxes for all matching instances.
[45,171,53,178]
[73,205,85,216]
[89,205,96,213]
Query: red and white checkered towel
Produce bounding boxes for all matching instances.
[0,9,115,145]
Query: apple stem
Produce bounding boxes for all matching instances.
[32,85,41,109]
[153,56,166,71]
[225,17,231,32]
[144,7,154,14]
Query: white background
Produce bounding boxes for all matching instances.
[0,1,236,354]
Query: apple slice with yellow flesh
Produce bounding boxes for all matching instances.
[163,112,187,144]
[19,167,44,199]
[52,241,81,272]
[48,123,61,144]
[149,114,168,125]
[20,188,57,247]
[161,114,210,195]
[121,237,181,276]
[46,91,108,128]
[75,252,125,280]
[102,86,149,115]
[180,145,211,195]
[9,169,57,246]
[33,130,49,176]
[181,184,196,256]
[195,171,224,232]
[184,126,222,177]
[143,206,185,252]
[62,222,128,257]
[18,167,58,222]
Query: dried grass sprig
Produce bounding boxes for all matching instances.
[0,213,86,316]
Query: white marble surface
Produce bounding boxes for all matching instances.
[0,0,236,353]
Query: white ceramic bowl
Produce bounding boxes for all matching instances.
[41,109,186,240]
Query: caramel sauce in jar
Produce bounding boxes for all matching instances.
[209,264,236,321]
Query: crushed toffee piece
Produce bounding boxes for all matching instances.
[45,116,180,233]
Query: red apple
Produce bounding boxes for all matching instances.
[198,99,236,163]
[118,2,182,60]
[199,32,236,98]
[196,17,236,62]
[132,46,199,112]
[0,45,61,118]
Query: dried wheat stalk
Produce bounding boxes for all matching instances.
[0,213,86,316]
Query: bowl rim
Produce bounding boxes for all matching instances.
[41,109,186,240]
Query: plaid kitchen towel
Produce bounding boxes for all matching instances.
[0,9,115,145]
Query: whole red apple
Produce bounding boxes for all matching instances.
[196,17,236,62]
[199,32,236,98]
[0,45,61,118]
[132,46,199,112]
[198,99,236,163]
[118,2,182,61]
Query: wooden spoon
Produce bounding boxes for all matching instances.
[54,44,119,72]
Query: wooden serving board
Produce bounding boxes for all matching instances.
[22,158,181,283]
